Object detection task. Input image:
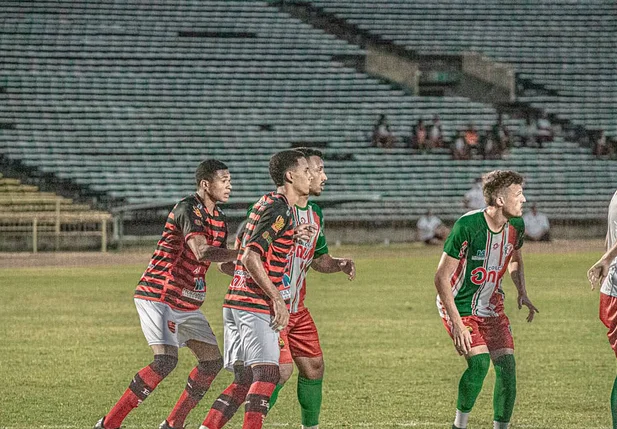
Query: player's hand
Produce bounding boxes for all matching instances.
[518,293,539,322]
[294,224,317,243]
[452,321,473,356]
[588,258,610,291]
[337,258,356,280]
[270,297,289,333]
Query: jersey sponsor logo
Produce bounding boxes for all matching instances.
[194,277,205,292]
[472,249,486,260]
[492,243,500,249]
[193,206,203,218]
[280,288,291,300]
[167,321,177,333]
[230,273,247,290]
[459,241,469,259]
[262,231,273,244]
[182,289,205,301]
[470,267,499,285]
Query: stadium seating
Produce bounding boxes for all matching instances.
[294,0,617,137]
[0,0,614,224]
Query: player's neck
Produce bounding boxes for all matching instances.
[195,189,216,213]
[296,195,309,208]
[276,184,306,207]
[484,206,508,232]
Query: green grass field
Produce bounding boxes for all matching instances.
[1,243,614,429]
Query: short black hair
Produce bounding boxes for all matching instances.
[269,150,305,187]
[295,147,323,159]
[195,159,228,187]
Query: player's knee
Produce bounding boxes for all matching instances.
[252,364,280,385]
[297,357,324,380]
[278,363,294,384]
[468,353,490,379]
[198,357,224,375]
[494,354,516,375]
[233,363,253,387]
[150,354,178,378]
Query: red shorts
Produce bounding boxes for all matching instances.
[600,293,617,357]
[442,314,514,351]
[279,308,323,364]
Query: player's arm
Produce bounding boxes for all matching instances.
[187,234,238,262]
[588,238,617,290]
[508,248,538,322]
[242,248,289,331]
[311,253,356,280]
[434,252,472,355]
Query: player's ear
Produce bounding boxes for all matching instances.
[284,170,293,184]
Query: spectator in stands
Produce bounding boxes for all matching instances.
[536,113,553,147]
[464,122,480,157]
[417,209,450,245]
[593,130,612,159]
[410,119,428,151]
[519,115,537,147]
[451,130,469,160]
[481,130,501,160]
[492,113,511,152]
[522,203,551,241]
[372,114,396,148]
[429,114,444,149]
[462,177,485,211]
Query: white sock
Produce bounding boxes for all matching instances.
[454,410,470,428]
[302,426,319,429]
[494,421,509,429]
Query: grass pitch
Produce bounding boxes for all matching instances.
[0,243,614,428]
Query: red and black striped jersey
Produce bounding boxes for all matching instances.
[135,194,228,311]
[224,192,294,314]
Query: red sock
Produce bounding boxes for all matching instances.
[166,359,222,428]
[104,365,164,429]
[242,366,279,429]
[202,366,252,429]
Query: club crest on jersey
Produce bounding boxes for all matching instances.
[504,243,514,257]
[193,206,203,218]
[272,215,286,233]
[167,321,177,333]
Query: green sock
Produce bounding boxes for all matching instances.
[493,354,517,423]
[297,376,323,427]
[611,377,617,429]
[269,384,284,409]
[457,353,490,413]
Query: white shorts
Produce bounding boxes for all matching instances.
[223,307,280,371]
[135,298,217,348]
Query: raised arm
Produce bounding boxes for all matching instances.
[508,248,538,322]
[435,252,472,355]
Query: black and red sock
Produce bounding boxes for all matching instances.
[166,358,223,428]
[201,365,253,429]
[242,365,279,429]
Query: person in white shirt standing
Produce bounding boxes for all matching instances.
[587,190,617,429]
[462,178,486,211]
[417,209,450,245]
[522,203,550,241]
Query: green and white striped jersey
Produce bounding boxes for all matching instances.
[436,209,525,318]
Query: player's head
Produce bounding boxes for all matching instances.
[195,159,232,203]
[269,150,312,196]
[482,170,526,218]
[296,147,327,196]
